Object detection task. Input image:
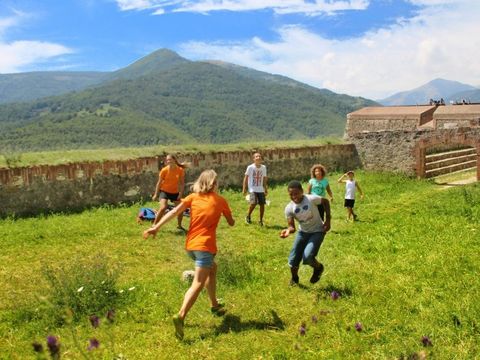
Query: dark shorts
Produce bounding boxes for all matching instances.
[249,192,266,205]
[159,191,180,202]
[344,199,355,208]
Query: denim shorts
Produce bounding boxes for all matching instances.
[187,250,215,268]
[288,231,325,267]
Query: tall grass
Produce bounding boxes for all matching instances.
[0,172,478,359]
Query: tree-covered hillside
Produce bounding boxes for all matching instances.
[0,71,107,104]
[0,50,376,152]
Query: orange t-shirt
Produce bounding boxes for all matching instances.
[181,192,232,254]
[159,166,184,194]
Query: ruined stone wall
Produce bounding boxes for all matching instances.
[0,144,360,217]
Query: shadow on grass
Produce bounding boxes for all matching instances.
[264,224,284,231]
[316,284,353,300]
[215,310,285,334]
[191,310,285,342]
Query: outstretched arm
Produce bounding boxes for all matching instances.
[280,217,296,238]
[143,202,188,239]
[337,173,348,183]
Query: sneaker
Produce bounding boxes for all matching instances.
[211,300,226,316]
[310,263,324,284]
[289,275,299,286]
[245,216,252,224]
[176,225,187,233]
[353,214,358,221]
[172,314,184,340]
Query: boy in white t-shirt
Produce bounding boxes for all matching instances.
[242,152,268,226]
[338,171,364,221]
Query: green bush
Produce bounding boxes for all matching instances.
[42,254,120,323]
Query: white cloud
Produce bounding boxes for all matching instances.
[115,0,369,16]
[0,41,73,73]
[179,0,480,99]
[0,11,73,73]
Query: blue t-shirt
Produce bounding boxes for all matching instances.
[308,178,329,197]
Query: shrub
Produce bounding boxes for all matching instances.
[42,254,120,323]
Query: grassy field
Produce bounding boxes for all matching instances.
[0,172,479,359]
[0,137,342,168]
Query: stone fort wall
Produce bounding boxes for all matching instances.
[0,144,360,217]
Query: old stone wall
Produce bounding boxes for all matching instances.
[345,117,419,136]
[0,144,360,217]
[347,127,480,176]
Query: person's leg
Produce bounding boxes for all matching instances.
[178,266,210,320]
[259,204,265,224]
[154,198,168,225]
[288,231,308,285]
[204,261,219,307]
[302,232,325,283]
[173,200,185,229]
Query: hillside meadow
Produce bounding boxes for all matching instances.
[0,171,479,359]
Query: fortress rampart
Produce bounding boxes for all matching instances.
[0,144,360,217]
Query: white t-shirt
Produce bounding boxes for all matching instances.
[245,164,267,193]
[284,194,324,233]
[345,180,356,200]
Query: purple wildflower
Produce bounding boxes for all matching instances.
[311,315,318,323]
[106,309,115,323]
[354,322,363,332]
[299,322,306,336]
[421,335,433,347]
[331,291,340,300]
[87,338,100,351]
[46,335,60,356]
[89,315,100,328]
[32,342,44,353]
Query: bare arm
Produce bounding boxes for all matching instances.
[326,184,334,202]
[280,217,296,238]
[178,173,185,198]
[356,181,364,199]
[152,175,163,200]
[306,182,312,194]
[263,176,268,196]
[143,202,188,239]
[224,212,235,226]
[242,175,248,195]
[337,173,348,183]
[321,198,331,232]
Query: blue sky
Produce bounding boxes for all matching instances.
[1,0,479,99]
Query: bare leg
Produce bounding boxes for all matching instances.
[259,204,265,223]
[204,262,220,307]
[247,203,256,217]
[154,198,168,225]
[178,266,210,320]
[174,200,184,228]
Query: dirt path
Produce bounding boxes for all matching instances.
[436,176,478,189]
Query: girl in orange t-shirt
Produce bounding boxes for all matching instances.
[144,169,235,340]
[152,154,186,229]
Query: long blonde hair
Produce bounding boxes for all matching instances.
[192,170,218,194]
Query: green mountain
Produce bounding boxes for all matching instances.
[0,71,107,104]
[0,49,376,152]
